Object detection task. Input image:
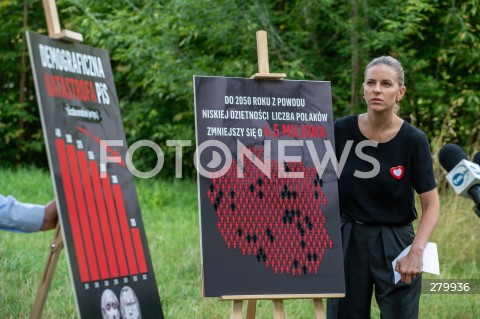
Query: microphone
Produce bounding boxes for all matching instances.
[473,151,480,166]
[472,151,480,218]
[439,144,480,218]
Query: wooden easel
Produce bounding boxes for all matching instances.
[251,31,286,80]
[41,0,83,42]
[220,31,340,319]
[30,224,64,319]
[30,1,82,318]
[221,293,344,319]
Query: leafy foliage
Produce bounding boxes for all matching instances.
[1,0,479,175]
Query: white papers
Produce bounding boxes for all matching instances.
[392,242,440,284]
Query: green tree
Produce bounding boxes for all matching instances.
[1,0,479,175]
[0,0,47,166]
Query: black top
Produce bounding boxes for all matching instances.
[334,115,436,225]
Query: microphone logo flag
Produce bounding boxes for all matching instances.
[452,164,469,187]
[446,159,480,196]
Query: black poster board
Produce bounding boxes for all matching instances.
[194,76,345,297]
[26,31,164,318]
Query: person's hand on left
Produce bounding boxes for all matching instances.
[41,199,58,231]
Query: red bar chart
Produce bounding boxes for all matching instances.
[55,134,148,284]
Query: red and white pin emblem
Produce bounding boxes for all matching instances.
[390,165,404,180]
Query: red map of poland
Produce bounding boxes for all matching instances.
[207,146,333,276]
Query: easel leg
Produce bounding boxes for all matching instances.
[272,300,285,319]
[313,299,326,319]
[231,300,243,319]
[246,300,257,319]
[30,224,64,319]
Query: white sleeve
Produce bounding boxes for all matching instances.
[0,194,45,233]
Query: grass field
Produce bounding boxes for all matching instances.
[0,167,478,318]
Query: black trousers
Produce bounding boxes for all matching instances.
[327,218,421,319]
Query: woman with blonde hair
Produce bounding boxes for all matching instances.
[328,56,440,319]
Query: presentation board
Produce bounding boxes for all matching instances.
[26,31,164,318]
[194,76,345,297]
